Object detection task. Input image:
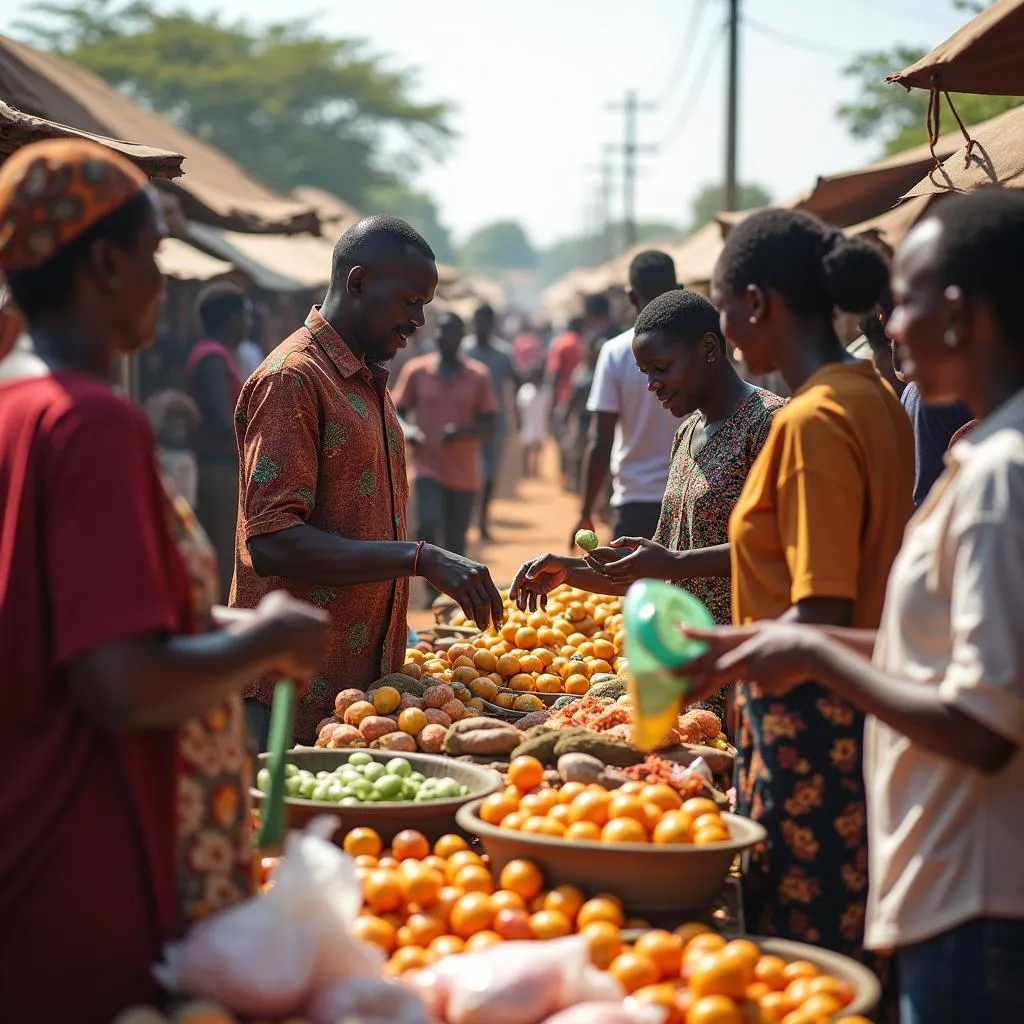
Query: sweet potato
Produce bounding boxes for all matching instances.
[443,719,523,757]
[359,716,398,742]
[417,723,447,753]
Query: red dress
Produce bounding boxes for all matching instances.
[0,372,192,1023]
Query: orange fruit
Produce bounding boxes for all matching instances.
[372,685,402,713]
[408,911,447,945]
[515,626,539,650]
[581,920,623,969]
[543,884,585,922]
[756,992,790,1023]
[449,891,495,938]
[535,673,563,693]
[496,654,521,678]
[782,960,819,983]
[674,922,711,945]
[694,826,730,845]
[641,802,665,832]
[608,951,660,994]
[378,856,399,870]
[392,830,430,862]
[641,784,683,812]
[445,849,484,883]
[465,930,503,952]
[501,811,527,831]
[602,790,643,823]
[635,929,685,978]
[529,909,573,940]
[521,789,561,815]
[386,945,428,976]
[753,955,787,991]
[687,933,728,956]
[344,827,383,858]
[434,834,469,859]
[490,889,527,913]
[689,951,750,1000]
[364,869,403,913]
[722,939,760,972]
[745,982,771,1002]
[494,692,514,709]
[684,995,743,1024]
[508,756,545,792]
[499,859,545,900]
[693,813,724,832]
[452,665,480,685]
[577,896,625,929]
[592,638,616,661]
[399,865,444,907]
[783,977,815,1008]
[570,789,611,826]
[653,812,694,845]
[682,798,720,819]
[548,803,572,827]
[493,907,533,940]
[354,854,379,869]
[427,934,465,960]
[798,993,843,1018]
[500,621,519,643]
[587,659,614,676]
[601,817,648,843]
[398,707,428,735]
[507,673,535,691]
[353,914,396,953]
[618,781,645,795]
[422,854,449,876]
[632,984,685,1024]
[518,654,543,675]
[454,864,495,894]
[564,674,591,695]
[481,791,519,826]
[473,648,498,673]
[565,820,602,841]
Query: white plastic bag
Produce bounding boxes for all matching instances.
[403,936,624,1024]
[308,976,434,1024]
[153,816,383,1016]
[544,1002,666,1024]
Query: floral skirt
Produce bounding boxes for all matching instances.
[734,681,896,1020]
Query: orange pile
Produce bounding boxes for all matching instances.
[348,825,628,976]
[618,927,864,1024]
[478,756,732,846]
[402,585,626,703]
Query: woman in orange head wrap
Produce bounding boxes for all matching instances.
[0,140,328,1022]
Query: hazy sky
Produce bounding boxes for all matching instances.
[5,0,968,246]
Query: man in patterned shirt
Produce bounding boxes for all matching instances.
[231,216,503,747]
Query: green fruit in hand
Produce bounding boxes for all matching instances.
[575,529,599,552]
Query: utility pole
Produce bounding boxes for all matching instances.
[607,91,657,251]
[724,0,740,211]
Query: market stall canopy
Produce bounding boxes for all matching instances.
[156,238,234,282]
[888,0,1024,97]
[0,98,183,177]
[0,34,317,234]
[903,103,1024,197]
[842,194,936,250]
[187,223,334,292]
[662,222,726,287]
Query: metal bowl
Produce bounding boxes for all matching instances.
[456,798,766,913]
[252,748,501,844]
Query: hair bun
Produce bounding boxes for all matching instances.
[820,235,889,314]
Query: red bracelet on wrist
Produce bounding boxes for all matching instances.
[412,539,426,577]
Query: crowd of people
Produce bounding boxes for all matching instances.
[0,135,1022,1024]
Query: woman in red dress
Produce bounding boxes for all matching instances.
[0,140,328,1024]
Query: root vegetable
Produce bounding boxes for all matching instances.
[360,716,399,742]
[417,724,447,753]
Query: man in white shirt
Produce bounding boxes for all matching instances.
[572,251,679,547]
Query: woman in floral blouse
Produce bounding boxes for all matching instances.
[511,289,784,715]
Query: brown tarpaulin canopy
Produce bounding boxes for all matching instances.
[0,99,183,177]
[888,0,1024,97]
[903,103,1024,197]
[0,34,317,234]
[156,238,234,282]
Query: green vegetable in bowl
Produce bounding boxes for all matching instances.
[277,753,471,805]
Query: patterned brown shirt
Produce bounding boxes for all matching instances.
[231,308,410,744]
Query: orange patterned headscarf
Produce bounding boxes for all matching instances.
[0,138,148,273]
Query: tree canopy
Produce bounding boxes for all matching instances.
[16,0,454,208]
[458,221,537,273]
[837,1,1020,156]
[690,183,772,231]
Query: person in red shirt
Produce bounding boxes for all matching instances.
[0,140,327,1024]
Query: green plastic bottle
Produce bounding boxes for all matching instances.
[623,579,715,751]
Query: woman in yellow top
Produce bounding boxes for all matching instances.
[707,210,915,973]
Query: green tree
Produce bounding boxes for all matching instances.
[458,221,537,272]
[837,2,1020,156]
[365,184,455,264]
[16,0,454,207]
[690,183,772,231]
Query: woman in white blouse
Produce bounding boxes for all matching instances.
[682,188,1024,1024]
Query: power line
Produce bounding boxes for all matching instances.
[657,0,710,105]
[657,17,726,150]
[743,16,857,61]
